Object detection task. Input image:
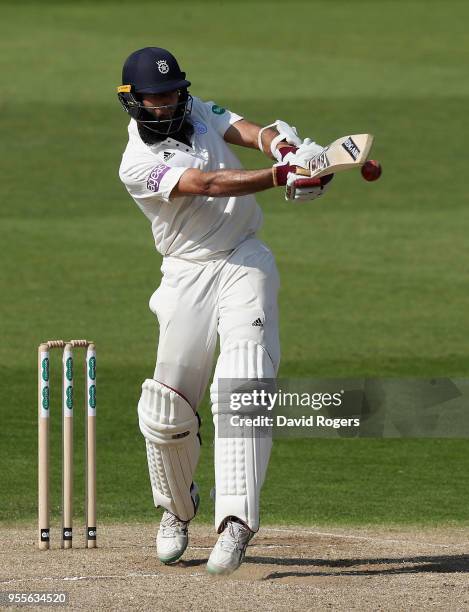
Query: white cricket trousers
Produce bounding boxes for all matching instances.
[149,237,280,410]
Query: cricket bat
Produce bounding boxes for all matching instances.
[296,134,374,178]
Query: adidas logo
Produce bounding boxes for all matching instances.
[252,318,264,327]
[163,151,175,162]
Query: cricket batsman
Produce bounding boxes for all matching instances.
[117,47,332,575]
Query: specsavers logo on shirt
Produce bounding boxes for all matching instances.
[211,105,226,115]
[147,164,171,192]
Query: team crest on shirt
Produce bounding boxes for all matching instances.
[156,60,169,74]
[193,120,208,135]
[211,105,226,115]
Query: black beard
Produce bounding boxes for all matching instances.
[138,117,194,147]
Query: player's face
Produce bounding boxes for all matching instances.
[142,91,179,119]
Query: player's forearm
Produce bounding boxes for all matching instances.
[256,128,279,158]
[224,122,294,160]
[174,168,274,198]
[203,168,275,196]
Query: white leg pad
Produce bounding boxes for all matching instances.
[210,340,275,532]
[138,379,200,521]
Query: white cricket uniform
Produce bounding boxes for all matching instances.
[120,97,280,532]
[119,97,262,261]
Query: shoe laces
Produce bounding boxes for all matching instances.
[219,520,252,553]
[160,512,188,537]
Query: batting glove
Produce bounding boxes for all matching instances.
[285,173,334,202]
[283,137,325,169]
[272,160,334,202]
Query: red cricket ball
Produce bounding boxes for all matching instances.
[361,160,382,181]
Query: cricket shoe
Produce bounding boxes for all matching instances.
[206,517,254,575]
[156,511,190,564]
[156,483,200,564]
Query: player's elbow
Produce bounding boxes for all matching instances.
[192,171,228,197]
[197,174,217,197]
[176,170,220,197]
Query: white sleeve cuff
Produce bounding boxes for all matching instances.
[147,165,188,203]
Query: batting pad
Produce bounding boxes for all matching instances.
[210,339,275,532]
[138,379,200,521]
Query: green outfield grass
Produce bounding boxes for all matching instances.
[1,1,468,526]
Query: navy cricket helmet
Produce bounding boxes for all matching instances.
[117,47,193,136]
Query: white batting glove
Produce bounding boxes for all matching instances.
[272,157,334,202]
[258,120,302,161]
[285,173,334,203]
[283,137,325,169]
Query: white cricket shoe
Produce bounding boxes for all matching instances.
[156,511,189,564]
[207,518,254,575]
